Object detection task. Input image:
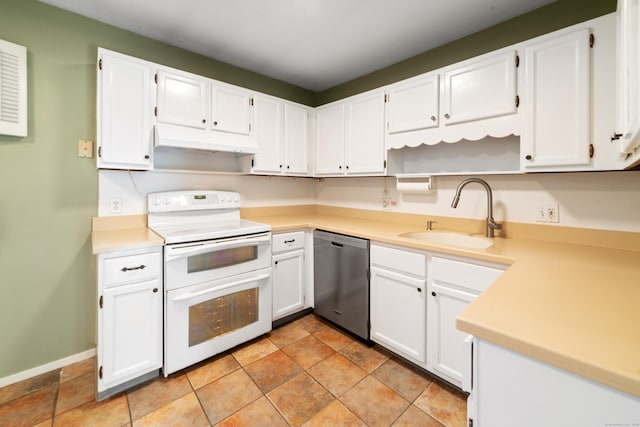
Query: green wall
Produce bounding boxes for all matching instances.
[0,0,314,379]
[316,0,616,104]
[0,0,615,379]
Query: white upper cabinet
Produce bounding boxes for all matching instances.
[252,95,283,173]
[252,97,310,176]
[617,0,640,166]
[156,70,209,129]
[283,103,310,175]
[211,83,252,135]
[345,90,386,175]
[386,74,439,134]
[97,49,155,170]
[442,50,518,125]
[521,29,591,169]
[315,90,386,176]
[315,102,345,175]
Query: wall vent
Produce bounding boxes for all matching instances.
[0,39,27,137]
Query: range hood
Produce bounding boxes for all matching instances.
[154,123,260,155]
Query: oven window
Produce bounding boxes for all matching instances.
[188,288,259,347]
[188,246,257,273]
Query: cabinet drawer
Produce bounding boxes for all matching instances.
[103,252,161,287]
[431,256,504,293]
[371,244,426,278]
[272,231,305,253]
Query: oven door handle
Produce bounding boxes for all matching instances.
[166,235,271,261]
[171,272,271,302]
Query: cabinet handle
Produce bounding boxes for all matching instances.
[431,291,436,297]
[120,265,146,272]
[430,116,436,121]
[525,155,533,160]
[284,239,295,244]
[444,113,450,119]
[153,288,158,293]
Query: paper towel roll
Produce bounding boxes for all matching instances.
[396,177,432,193]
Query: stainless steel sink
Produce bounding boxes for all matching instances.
[399,231,493,249]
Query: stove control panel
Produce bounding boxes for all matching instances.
[147,190,241,212]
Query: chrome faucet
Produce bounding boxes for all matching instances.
[451,178,502,238]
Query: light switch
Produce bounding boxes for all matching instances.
[77,140,93,158]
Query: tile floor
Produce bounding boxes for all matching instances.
[0,314,467,427]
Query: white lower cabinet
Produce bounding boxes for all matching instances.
[427,255,505,388]
[97,246,162,400]
[468,339,640,427]
[370,244,427,367]
[272,231,308,320]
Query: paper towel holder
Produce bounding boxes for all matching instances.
[396,174,433,194]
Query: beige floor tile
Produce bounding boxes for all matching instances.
[313,326,355,351]
[60,357,95,383]
[231,337,279,366]
[269,322,310,348]
[302,400,366,427]
[55,372,95,415]
[340,376,410,427]
[53,393,130,427]
[132,392,209,427]
[393,404,445,426]
[244,350,302,393]
[282,335,335,369]
[307,353,367,397]
[414,382,467,427]
[186,353,240,389]
[197,369,263,424]
[294,314,328,334]
[32,419,53,427]
[127,373,192,420]
[218,396,288,427]
[0,384,57,427]
[267,373,334,427]
[339,341,390,373]
[371,358,431,401]
[0,370,60,405]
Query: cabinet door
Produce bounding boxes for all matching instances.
[386,75,439,134]
[618,0,640,156]
[97,50,154,169]
[522,29,591,169]
[427,281,476,387]
[370,266,426,365]
[211,84,252,135]
[272,249,305,320]
[156,70,208,129]
[315,102,345,175]
[442,50,518,125]
[283,103,310,175]
[101,279,162,389]
[252,95,283,174]
[345,91,386,174]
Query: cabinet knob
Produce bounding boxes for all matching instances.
[153,288,158,293]
[279,164,283,168]
[202,119,206,124]
[444,113,450,119]
[431,291,436,297]
[213,121,218,126]
[287,165,290,169]
[525,155,532,160]
[274,261,278,265]
[144,155,150,159]
[339,165,342,170]
[417,288,422,292]
[346,165,349,170]
[430,115,436,121]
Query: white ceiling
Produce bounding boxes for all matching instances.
[40,0,555,91]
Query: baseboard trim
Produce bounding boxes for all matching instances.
[0,348,96,388]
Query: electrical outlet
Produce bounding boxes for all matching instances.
[535,203,559,223]
[110,198,123,214]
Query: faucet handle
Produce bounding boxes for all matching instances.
[426,220,438,230]
[488,219,502,230]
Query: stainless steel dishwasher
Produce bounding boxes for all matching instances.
[313,230,370,340]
